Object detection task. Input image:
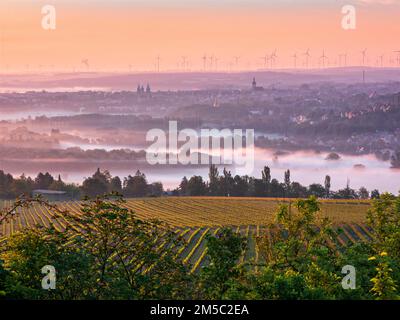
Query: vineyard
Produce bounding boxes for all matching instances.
[0,197,373,274]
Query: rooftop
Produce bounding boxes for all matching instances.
[32,189,66,195]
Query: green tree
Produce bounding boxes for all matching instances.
[262,166,271,196]
[34,172,55,190]
[367,193,400,260]
[269,179,285,198]
[371,189,380,199]
[82,177,108,198]
[308,183,326,198]
[123,170,148,197]
[208,165,220,196]
[358,187,369,200]
[49,175,65,191]
[231,175,249,197]
[290,182,308,198]
[0,170,14,199]
[259,197,336,272]
[369,252,399,300]
[197,228,246,299]
[93,168,112,185]
[284,170,291,196]
[0,194,192,299]
[81,169,111,198]
[178,176,189,196]
[220,168,234,196]
[11,174,34,196]
[1,228,94,299]
[261,166,271,185]
[110,176,122,193]
[187,176,207,196]
[148,182,163,197]
[324,175,331,198]
[253,179,266,197]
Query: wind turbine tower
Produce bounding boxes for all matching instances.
[260,55,268,68]
[181,56,187,72]
[394,51,400,67]
[155,55,161,72]
[303,49,311,68]
[234,56,240,70]
[361,49,367,66]
[379,54,384,68]
[270,49,277,69]
[209,55,214,70]
[81,59,89,71]
[202,54,207,71]
[320,50,328,68]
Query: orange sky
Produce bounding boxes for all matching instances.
[1,1,400,72]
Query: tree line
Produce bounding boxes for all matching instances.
[0,168,162,200]
[0,165,384,200]
[175,165,381,200]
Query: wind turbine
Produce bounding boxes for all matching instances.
[292,52,298,68]
[81,59,89,71]
[270,49,277,68]
[260,55,268,68]
[202,54,207,71]
[209,55,214,70]
[155,55,161,72]
[394,51,400,66]
[320,50,328,68]
[379,54,384,68]
[303,49,311,68]
[361,49,367,66]
[181,56,187,71]
[233,56,240,70]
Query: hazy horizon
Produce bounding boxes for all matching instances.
[2,0,400,72]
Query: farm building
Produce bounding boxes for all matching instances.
[32,189,69,202]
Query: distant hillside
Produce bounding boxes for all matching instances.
[1,68,400,92]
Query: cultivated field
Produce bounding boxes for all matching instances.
[0,197,373,273]
[0,197,370,232]
[124,197,370,226]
